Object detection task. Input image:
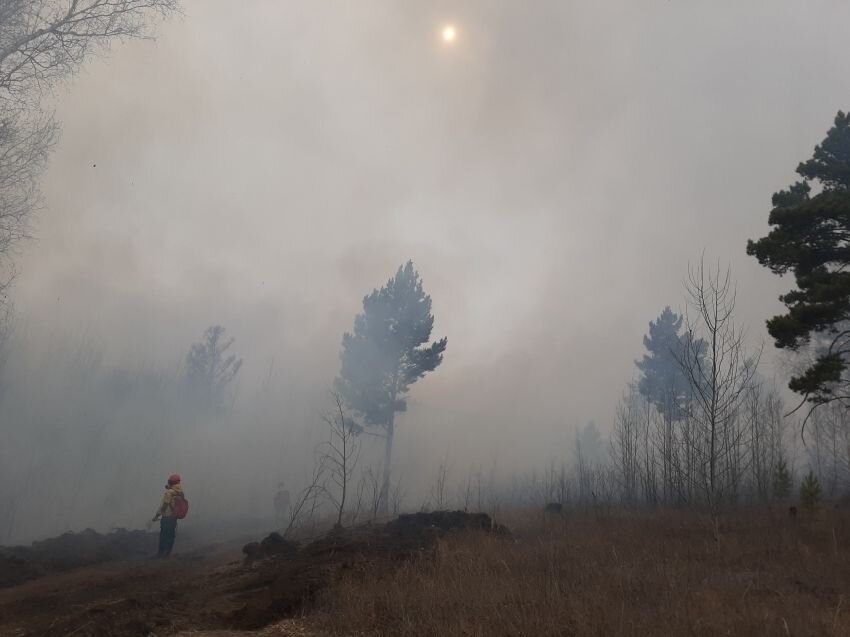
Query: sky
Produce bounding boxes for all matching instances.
[12,0,850,471]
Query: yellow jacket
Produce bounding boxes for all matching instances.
[155,484,185,519]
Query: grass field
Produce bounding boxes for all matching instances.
[312,507,850,636]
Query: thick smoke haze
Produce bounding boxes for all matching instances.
[4,1,850,540]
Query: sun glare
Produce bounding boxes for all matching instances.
[441,24,457,44]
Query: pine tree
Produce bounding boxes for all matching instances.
[335,261,447,512]
[636,307,705,504]
[185,325,243,412]
[748,111,850,407]
[772,458,792,501]
[800,471,822,509]
[635,307,694,421]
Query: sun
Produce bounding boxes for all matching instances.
[441,24,457,43]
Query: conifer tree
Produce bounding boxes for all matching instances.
[772,458,792,501]
[185,325,242,412]
[335,261,447,512]
[800,471,822,509]
[636,307,694,421]
[748,112,850,410]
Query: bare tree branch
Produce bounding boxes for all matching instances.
[0,0,179,106]
[0,0,179,307]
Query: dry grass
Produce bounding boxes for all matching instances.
[173,619,318,636]
[312,508,850,636]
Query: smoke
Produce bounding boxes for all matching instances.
[3,1,850,541]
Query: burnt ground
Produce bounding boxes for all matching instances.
[0,528,158,588]
[0,511,498,637]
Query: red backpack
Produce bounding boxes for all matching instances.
[171,494,189,520]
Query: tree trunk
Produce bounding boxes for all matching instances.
[379,415,395,515]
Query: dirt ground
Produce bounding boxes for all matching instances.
[0,540,239,636]
[0,528,158,588]
[0,511,493,637]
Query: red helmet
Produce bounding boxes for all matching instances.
[168,473,181,484]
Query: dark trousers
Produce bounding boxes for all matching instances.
[158,517,177,557]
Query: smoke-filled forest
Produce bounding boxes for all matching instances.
[2,2,850,636]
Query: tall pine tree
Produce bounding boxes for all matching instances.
[335,261,447,512]
[748,111,850,410]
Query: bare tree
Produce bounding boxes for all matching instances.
[807,403,850,498]
[0,301,13,399]
[540,460,571,507]
[430,456,451,510]
[743,381,788,503]
[351,467,381,526]
[638,398,659,505]
[390,476,405,516]
[319,394,360,528]
[282,460,326,540]
[0,0,179,101]
[677,259,761,522]
[458,471,474,512]
[0,0,178,290]
[360,467,384,521]
[0,113,53,286]
[611,389,641,507]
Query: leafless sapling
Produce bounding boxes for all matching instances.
[676,258,761,525]
[319,394,361,528]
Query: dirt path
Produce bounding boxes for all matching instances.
[0,540,296,636]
